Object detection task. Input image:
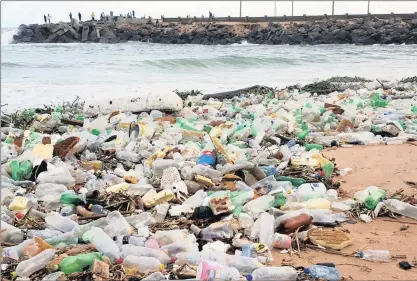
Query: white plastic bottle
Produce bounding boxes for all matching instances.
[280,198,331,211]
[296,183,327,202]
[45,212,80,233]
[123,255,162,274]
[212,252,263,275]
[383,199,417,220]
[83,227,120,261]
[15,249,56,277]
[120,244,171,263]
[360,250,391,262]
[249,266,297,281]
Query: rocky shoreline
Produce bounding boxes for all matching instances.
[13,17,417,45]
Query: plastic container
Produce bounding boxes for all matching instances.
[123,255,162,274]
[383,199,417,220]
[45,212,80,233]
[360,250,390,262]
[304,265,340,281]
[196,261,241,281]
[281,198,331,211]
[202,221,234,240]
[104,211,133,237]
[364,189,386,210]
[59,252,104,274]
[1,221,25,244]
[83,227,120,261]
[249,266,297,281]
[45,231,78,247]
[15,249,56,277]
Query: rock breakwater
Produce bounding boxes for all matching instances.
[12,17,417,45]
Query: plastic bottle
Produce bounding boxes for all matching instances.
[364,189,386,210]
[60,204,76,216]
[383,199,417,220]
[45,212,80,233]
[104,211,133,237]
[123,255,162,274]
[304,265,340,281]
[243,195,275,218]
[15,249,56,277]
[202,221,234,240]
[249,266,297,281]
[120,244,170,263]
[59,252,104,274]
[353,186,380,203]
[114,235,146,247]
[360,250,390,262]
[60,192,84,205]
[273,233,291,249]
[83,227,120,261]
[304,144,324,151]
[196,261,241,281]
[116,150,140,163]
[160,239,199,257]
[1,221,25,244]
[257,212,275,249]
[276,176,306,187]
[27,229,63,240]
[45,231,78,247]
[142,272,166,281]
[281,198,331,211]
[295,183,327,202]
[88,204,108,215]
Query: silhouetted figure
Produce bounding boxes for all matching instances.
[44,15,47,24]
[209,11,212,19]
[47,14,51,24]
[91,12,95,20]
[78,12,81,21]
[69,12,72,21]
[132,10,135,18]
[100,12,104,20]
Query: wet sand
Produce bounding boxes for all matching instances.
[272,143,417,280]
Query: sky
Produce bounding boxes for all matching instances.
[2,1,417,27]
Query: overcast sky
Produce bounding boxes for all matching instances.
[2,1,417,27]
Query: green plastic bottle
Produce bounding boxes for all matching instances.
[60,192,84,205]
[59,252,104,274]
[364,189,387,210]
[304,144,324,151]
[203,125,213,133]
[276,176,306,188]
[10,160,33,181]
[411,106,417,113]
[323,162,334,178]
[371,93,388,109]
[297,130,309,141]
[273,192,287,207]
[91,129,101,136]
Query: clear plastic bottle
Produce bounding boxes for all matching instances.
[249,266,297,281]
[123,255,162,274]
[257,212,275,249]
[383,199,417,220]
[45,231,78,247]
[60,204,76,216]
[160,239,199,257]
[1,221,24,244]
[116,150,140,163]
[88,204,108,215]
[15,249,56,277]
[27,229,63,239]
[296,183,327,202]
[360,250,391,262]
[202,221,234,240]
[45,212,80,233]
[304,265,340,281]
[83,227,120,261]
[280,198,331,211]
[142,272,166,281]
[104,211,133,237]
[120,244,170,263]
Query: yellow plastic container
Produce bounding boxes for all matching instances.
[106,183,130,193]
[146,190,174,208]
[9,196,29,211]
[81,160,103,171]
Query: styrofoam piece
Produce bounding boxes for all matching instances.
[83,92,183,116]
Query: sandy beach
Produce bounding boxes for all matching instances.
[273,143,417,280]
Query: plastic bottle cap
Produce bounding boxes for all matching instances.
[246,274,253,281]
[158,264,165,270]
[15,212,24,220]
[11,272,17,278]
[170,257,175,263]
[359,251,364,258]
[116,258,123,264]
[303,268,310,274]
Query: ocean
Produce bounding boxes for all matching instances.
[2,27,417,111]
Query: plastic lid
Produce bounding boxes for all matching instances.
[170,257,176,263]
[246,274,253,281]
[359,251,364,258]
[116,257,123,264]
[303,268,310,274]
[158,264,165,270]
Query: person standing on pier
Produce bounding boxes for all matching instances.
[91,12,95,20]
[132,10,135,18]
[69,12,72,21]
[43,15,47,24]
[78,12,81,22]
[47,14,51,24]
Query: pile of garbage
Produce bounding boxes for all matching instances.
[1,77,417,281]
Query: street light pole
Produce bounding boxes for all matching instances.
[240,1,242,17]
